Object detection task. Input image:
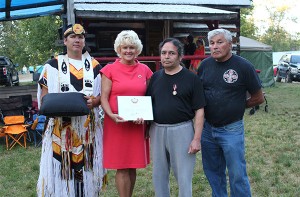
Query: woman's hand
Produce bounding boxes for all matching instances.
[110,114,127,124]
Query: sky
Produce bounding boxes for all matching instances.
[252,0,300,36]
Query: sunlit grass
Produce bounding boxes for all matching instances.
[0,82,299,196]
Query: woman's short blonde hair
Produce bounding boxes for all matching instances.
[114,30,143,57]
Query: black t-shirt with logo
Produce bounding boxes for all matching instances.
[197,55,261,126]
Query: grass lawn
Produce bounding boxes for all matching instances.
[0,82,299,197]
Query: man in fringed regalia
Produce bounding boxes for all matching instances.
[36,24,106,197]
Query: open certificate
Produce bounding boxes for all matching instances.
[117,96,154,121]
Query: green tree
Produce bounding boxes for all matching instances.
[0,21,21,65]
[259,4,300,51]
[240,5,258,39]
[290,33,300,51]
[240,2,300,52]
[0,16,62,68]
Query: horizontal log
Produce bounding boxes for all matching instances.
[0,85,38,100]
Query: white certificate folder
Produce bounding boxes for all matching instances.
[117,96,154,121]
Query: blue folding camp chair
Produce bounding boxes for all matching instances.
[30,114,46,147]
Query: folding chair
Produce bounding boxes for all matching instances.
[0,97,33,142]
[0,97,23,117]
[3,115,28,150]
[9,94,33,122]
[0,126,5,141]
[0,111,5,147]
[30,114,46,147]
[0,108,3,124]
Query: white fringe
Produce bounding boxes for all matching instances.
[36,57,105,197]
[93,107,106,193]
[53,159,62,197]
[37,113,105,197]
[83,170,96,197]
[82,107,105,197]
[53,159,76,197]
[37,118,54,197]
[71,116,86,140]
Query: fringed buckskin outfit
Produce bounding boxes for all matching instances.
[36,52,105,197]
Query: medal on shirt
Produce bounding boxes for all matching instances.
[173,84,177,95]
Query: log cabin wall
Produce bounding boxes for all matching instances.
[82,19,165,58]
[70,1,250,68]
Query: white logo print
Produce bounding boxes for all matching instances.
[223,69,238,83]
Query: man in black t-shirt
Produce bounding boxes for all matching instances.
[197,28,264,197]
[147,38,205,197]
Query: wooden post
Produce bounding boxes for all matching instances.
[67,0,75,25]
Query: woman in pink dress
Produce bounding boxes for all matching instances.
[100,30,153,197]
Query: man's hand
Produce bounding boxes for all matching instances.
[85,95,94,109]
[85,95,100,109]
[188,138,201,154]
[246,89,264,108]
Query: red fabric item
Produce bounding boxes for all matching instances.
[190,45,205,73]
[100,59,152,169]
[32,100,38,110]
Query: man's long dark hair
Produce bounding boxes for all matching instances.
[159,38,184,57]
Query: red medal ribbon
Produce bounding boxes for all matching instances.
[173,84,177,91]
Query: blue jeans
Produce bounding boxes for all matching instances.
[201,120,251,197]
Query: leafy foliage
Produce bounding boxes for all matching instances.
[240,6,258,39]
[259,6,300,51]
[0,21,21,64]
[240,3,300,51]
[0,16,62,68]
